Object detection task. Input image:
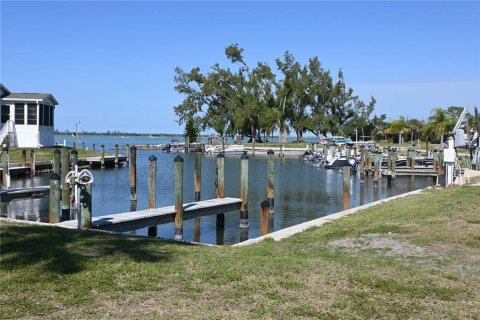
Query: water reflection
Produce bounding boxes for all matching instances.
[2,152,432,245]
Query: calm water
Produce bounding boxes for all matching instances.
[3,135,431,245]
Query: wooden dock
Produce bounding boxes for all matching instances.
[0,156,127,176]
[381,168,438,177]
[0,186,50,202]
[56,197,242,232]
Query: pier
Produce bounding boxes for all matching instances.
[56,197,242,232]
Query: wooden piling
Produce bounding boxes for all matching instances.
[129,146,137,202]
[82,142,85,150]
[373,151,379,188]
[100,144,105,169]
[70,150,78,220]
[61,148,70,221]
[366,149,372,175]
[174,155,184,240]
[71,149,78,169]
[148,155,157,237]
[185,136,190,153]
[126,144,130,165]
[359,146,365,182]
[115,144,119,167]
[194,147,202,201]
[21,149,26,167]
[216,152,225,227]
[79,183,92,229]
[2,148,9,189]
[93,143,96,152]
[239,152,249,229]
[30,149,35,175]
[267,149,275,214]
[53,148,61,174]
[391,148,397,180]
[343,165,350,210]
[432,150,438,173]
[49,173,61,223]
[260,199,271,236]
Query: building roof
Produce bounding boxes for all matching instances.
[2,92,59,105]
[0,84,10,98]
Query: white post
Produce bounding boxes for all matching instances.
[444,137,455,187]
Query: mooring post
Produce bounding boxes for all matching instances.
[49,173,61,223]
[410,148,415,169]
[147,155,158,237]
[267,149,275,215]
[30,149,36,175]
[79,183,92,229]
[70,150,79,220]
[82,142,85,150]
[174,155,184,240]
[100,144,105,169]
[71,149,78,169]
[125,144,130,165]
[216,152,225,228]
[432,150,438,173]
[240,152,249,229]
[129,146,137,202]
[373,151,380,188]
[93,143,96,152]
[359,146,365,182]
[366,149,372,175]
[193,147,202,242]
[61,148,70,221]
[114,144,119,168]
[21,149,26,167]
[391,148,397,180]
[387,148,393,187]
[343,165,351,210]
[1,148,9,189]
[185,136,190,153]
[260,199,271,236]
[53,148,61,174]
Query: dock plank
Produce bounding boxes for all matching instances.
[56,197,242,231]
[0,186,50,202]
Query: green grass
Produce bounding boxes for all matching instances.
[4,147,106,163]
[1,186,479,319]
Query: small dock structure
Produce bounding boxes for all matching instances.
[56,197,242,232]
[0,186,49,202]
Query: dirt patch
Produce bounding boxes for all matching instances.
[328,233,427,258]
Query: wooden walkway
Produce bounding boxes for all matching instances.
[381,168,438,177]
[0,186,50,202]
[56,197,242,232]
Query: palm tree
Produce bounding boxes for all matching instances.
[426,108,455,144]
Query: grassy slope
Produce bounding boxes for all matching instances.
[1,186,479,319]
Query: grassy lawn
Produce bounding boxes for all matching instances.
[1,186,479,319]
[3,148,105,163]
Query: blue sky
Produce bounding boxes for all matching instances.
[1,1,479,134]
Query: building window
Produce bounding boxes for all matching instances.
[27,104,37,125]
[1,105,9,123]
[50,106,54,127]
[44,105,50,127]
[15,104,25,125]
[39,104,44,126]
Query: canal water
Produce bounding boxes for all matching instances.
[3,135,431,245]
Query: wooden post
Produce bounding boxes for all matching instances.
[92,143,96,152]
[260,199,271,236]
[82,142,85,150]
[53,148,61,174]
[410,148,415,169]
[148,155,157,237]
[70,150,78,220]
[373,151,379,188]
[185,136,190,153]
[343,165,350,210]
[216,152,225,227]
[267,149,275,215]
[174,155,184,240]
[71,149,78,169]
[432,150,438,172]
[359,146,365,182]
[100,144,105,169]
[366,149,372,175]
[30,149,36,175]
[391,148,397,180]
[2,148,9,189]
[49,173,61,223]
[126,144,130,165]
[79,183,92,229]
[21,149,26,167]
[194,147,202,201]
[114,144,119,167]
[129,146,137,202]
[387,148,393,187]
[61,148,70,221]
[239,152,249,229]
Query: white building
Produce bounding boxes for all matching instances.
[0,84,58,148]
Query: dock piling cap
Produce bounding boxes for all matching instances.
[261,200,270,208]
[149,155,157,161]
[174,155,184,163]
[217,152,225,158]
[267,149,274,155]
[241,151,249,160]
[195,146,203,153]
[71,150,78,155]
